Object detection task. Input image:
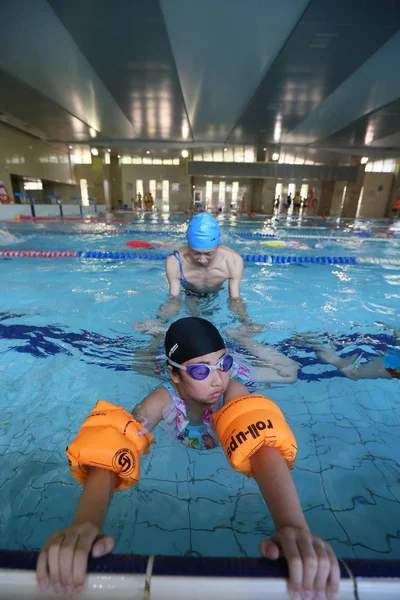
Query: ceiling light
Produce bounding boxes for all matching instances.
[263,147,267,151]
[91,148,98,156]
[69,145,73,150]
[146,150,150,155]
[361,156,369,164]
[107,148,111,153]
[181,149,189,158]
[272,152,280,161]
[117,154,121,158]
[89,127,97,138]
[224,148,227,152]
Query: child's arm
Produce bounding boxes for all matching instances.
[223,381,340,598]
[36,387,169,595]
[36,468,117,595]
[251,448,340,599]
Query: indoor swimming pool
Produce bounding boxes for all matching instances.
[1,215,400,562]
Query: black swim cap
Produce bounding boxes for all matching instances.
[165,317,225,364]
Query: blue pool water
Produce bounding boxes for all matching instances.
[1,215,400,559]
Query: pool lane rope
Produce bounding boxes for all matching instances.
[2,250,400,265]
[5,228,398,243]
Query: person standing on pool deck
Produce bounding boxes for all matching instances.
[162,213,251,324]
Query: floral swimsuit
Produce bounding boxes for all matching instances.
[162,382,222,449]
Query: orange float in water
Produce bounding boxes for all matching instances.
[213,394,297,476]
[125,240,153,248]
[66,400,154,490]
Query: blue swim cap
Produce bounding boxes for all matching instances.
[186,214,221,250]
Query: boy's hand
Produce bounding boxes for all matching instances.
[260,526,340,599]
[36,523,114,595]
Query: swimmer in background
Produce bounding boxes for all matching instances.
[0,229,19,245]
[162,213,258,330]
[36,318,339,599]
[302,327,400,381]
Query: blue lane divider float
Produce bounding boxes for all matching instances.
[75,251,170,259]
[5,251,399,265]
[234,232,276,238]
[123,229,183,235]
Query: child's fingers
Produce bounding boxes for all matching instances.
[325,543,341,599]
[259,538,280,560]
[59,528,81,588]
[92,535,115,558]
[274,532,303,596]
[71,529,104,591]
[296,533,319,594]
[47,532,65,593]
[310,539,331,597]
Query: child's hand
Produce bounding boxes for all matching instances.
[260,526,340,599]
[36,523,114,595]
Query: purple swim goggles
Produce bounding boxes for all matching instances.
[167,353,233,381]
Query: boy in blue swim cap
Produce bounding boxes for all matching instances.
[163,213,253,324]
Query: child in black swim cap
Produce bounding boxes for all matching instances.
[37,317,340,600]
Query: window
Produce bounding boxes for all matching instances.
[70,146,92,164]
[366,158,396,173]
[152,159,162,165]
[136,180,143,196]
[356,186,364,217]
[143,157,152,165]
[203,150,213,162]
[121,155,132,164]
[383,159,395,173]
[23,179,43,191]
[231,181,239,202]
[300,184,309,199]
[193,151,203,161]
[275,183,283,199]
[80,179,89,206]
[205,180,213,209]
[213,149,223,162]
[218,181,226,204]
[288,183,296,197]
[162,180,169,212]
[244,146,255,163]
[163,159,173,165]
[173,158,180,165]
[339,185,347,215]
[105,151,110,165]
[234,147,244,162]
[132,157,142,164]
[224,148,234,162]
[149,180,156,201]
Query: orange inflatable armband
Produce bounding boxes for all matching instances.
[213,394,297,477]
[66,400,154,491]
